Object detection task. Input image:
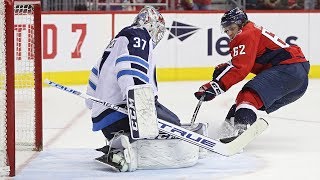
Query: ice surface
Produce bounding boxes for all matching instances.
[16,149,262,180]
[14,80,320,179]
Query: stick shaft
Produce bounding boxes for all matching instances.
[44,79,128,114]
[190,96,204,125]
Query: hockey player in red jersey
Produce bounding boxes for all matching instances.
[194,7,310,142]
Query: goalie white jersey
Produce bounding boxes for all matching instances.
[86,25,158,131]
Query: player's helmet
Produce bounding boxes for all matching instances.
[133,6,165,45]
[221,7,248,30]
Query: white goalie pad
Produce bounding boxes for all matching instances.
[105,136,200,172]
[126,84,159,139]
[133,139,200,170]
[155,122,209,159]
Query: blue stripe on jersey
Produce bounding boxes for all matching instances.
[256,48,292,65]
[117,69,149,83]
[89,80,96,90]
[91,67,98,76]
[92,111,127,131]
[116,56,149,68]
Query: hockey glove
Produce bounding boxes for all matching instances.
[194,81,225,101]
[212,62,230,80]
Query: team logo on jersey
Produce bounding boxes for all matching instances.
[167,21,200,42]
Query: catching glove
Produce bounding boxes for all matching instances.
[194,81,225,101]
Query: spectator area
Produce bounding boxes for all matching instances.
[40,0,320,11]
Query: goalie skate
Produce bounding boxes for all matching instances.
[96,145,110,154]
[95,146,129,172]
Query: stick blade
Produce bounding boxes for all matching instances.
[224,118,269,156]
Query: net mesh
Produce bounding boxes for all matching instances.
[0,1,38,176]
[0,0,9,176]
[14,4,36,149]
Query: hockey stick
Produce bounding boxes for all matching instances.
[44,79,127,114]
[45,79,268,156]
[190,96,204,127]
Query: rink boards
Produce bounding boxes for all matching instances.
[15,11,320,84]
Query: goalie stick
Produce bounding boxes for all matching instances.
[45,79,268,156]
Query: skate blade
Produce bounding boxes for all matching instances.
[219,136,238,144]
[95,157,120,172]
[95,146,110,154]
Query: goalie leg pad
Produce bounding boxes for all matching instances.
[183,123,209,159]
[193,123,209,159]
[155,123,209,159]
[133,139,200,170]
[97,136,200,171]
[126,84,159,139]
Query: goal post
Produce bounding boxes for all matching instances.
[0,0,42,177]
[1,0,15,177]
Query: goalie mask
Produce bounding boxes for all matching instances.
[221,7,248,32]
[133,6,165,46]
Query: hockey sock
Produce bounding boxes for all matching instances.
[236,89,263,110]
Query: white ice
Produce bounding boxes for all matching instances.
[14,80,320,180]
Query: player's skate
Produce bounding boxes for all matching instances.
[218,117,249,144]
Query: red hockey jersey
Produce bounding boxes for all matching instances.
[219,21,307,91]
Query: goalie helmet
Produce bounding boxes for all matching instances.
[133,6,165,45]
[221,7,248,30]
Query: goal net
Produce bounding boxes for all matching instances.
[0,0,42,177]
